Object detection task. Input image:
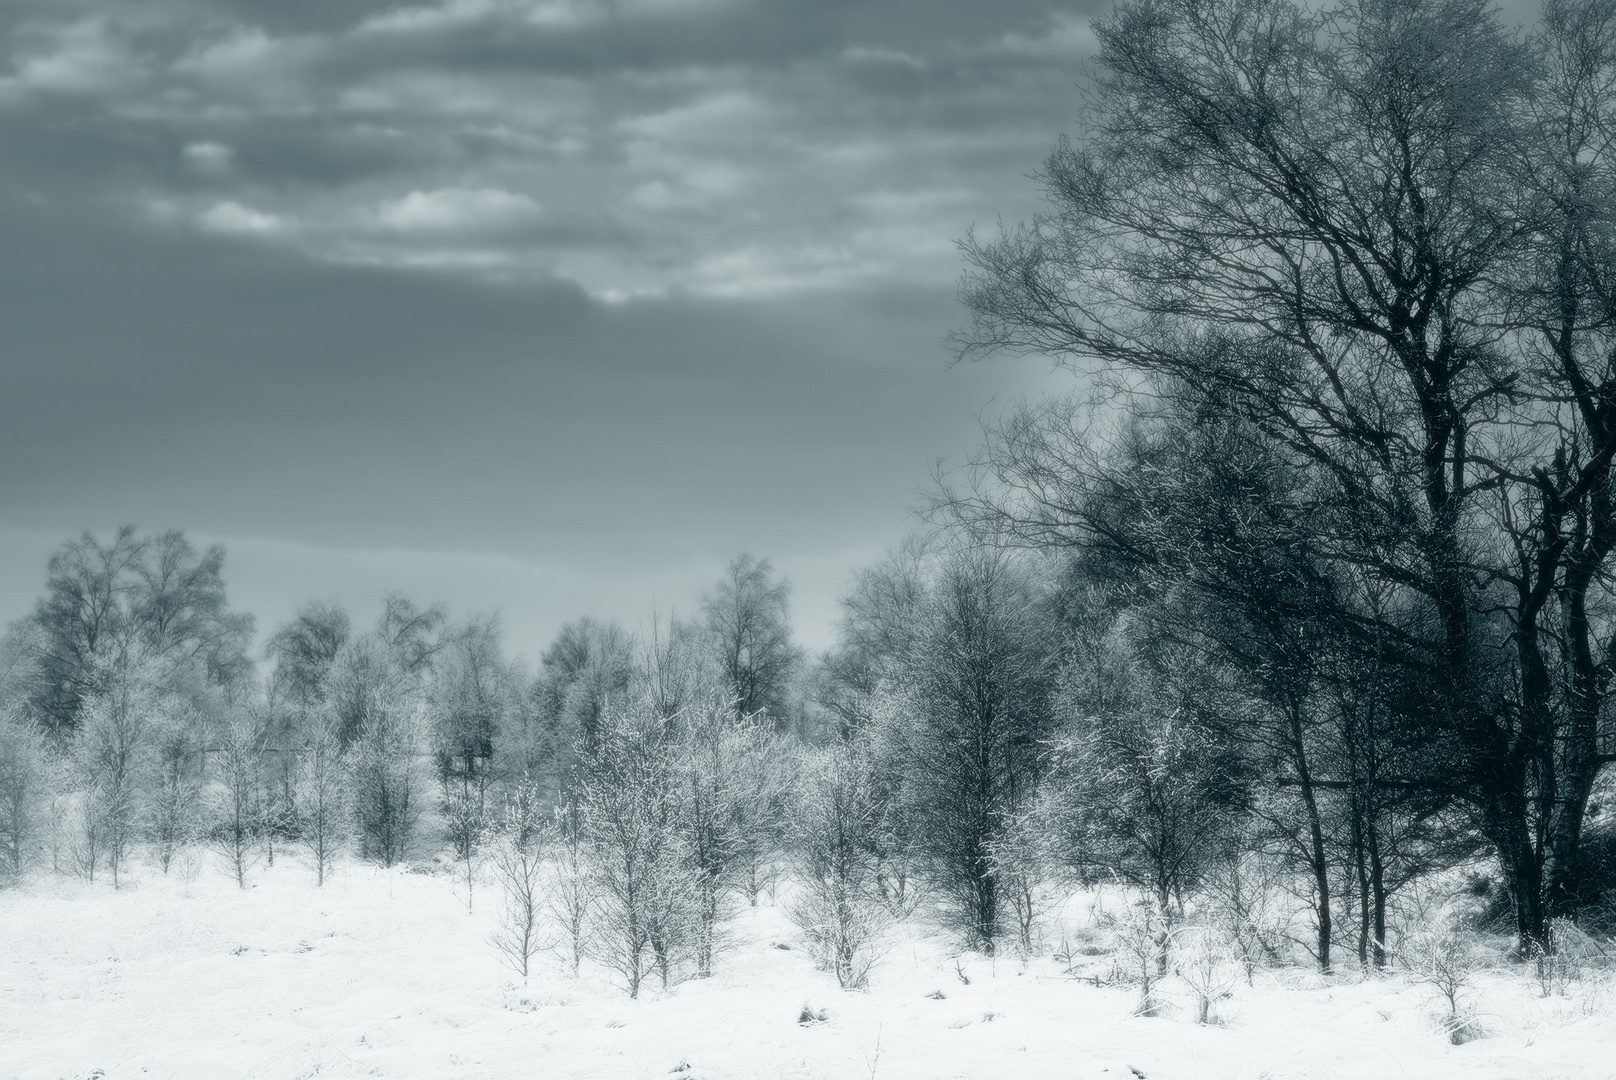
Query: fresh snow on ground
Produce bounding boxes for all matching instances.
[3,857,1614,1080]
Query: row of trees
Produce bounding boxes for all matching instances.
[0,518,1597,997]
[0,533,808,898]
[482,0,1616,989]
[15,0,1616,991]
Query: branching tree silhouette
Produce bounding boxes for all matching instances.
[945,0,1616,953]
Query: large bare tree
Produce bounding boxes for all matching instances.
[948,0,1616,951]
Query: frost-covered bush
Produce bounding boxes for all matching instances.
[580,695,694,998]
[208,716,263,889]
[789,741,891,990]
[74,657,161,888]
[1395,907,1488,1043]
[297,714,350,886]
[1530,918,1607,999]
[350,698,427,868]
[1176,924,1238,1024]
[0,711,47,884]
[489,774,548,980]
[1204,848,1296,982]
[328,633,430,868]
[1097,897,1175,1017]
[546,800,592,973]
[146,705,205,875]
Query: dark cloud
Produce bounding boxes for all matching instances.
[22,0,1481,655]
[0,172,1057,652]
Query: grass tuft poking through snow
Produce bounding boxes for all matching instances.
[3,855,1616,1078]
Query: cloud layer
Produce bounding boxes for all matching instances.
[2,0,1100,298]
[0,0,1096,654]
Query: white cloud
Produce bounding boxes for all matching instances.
[840,45,926,69]
[200,201,284,235]
[0,19,142,99]
[617,91,768,142]
[374,187,542,231]
[629,162,747,209]
[358,0,594,35]
[183,142,233,172]
[177,27,268,73]
[995,13,1096,59]
[358,0,501,35]
[616,0,734,16]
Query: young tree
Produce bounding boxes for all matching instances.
[266,601,351,713]
[902,548,1055,953]
[0,711,46,883]
[146,703,204,874]
[701,555,803,731]
[210,715,263,889]
[637,609,710,724]
[489,773,548,980]
[332,636,427,867]
[790,740,891,990]
[75,647,163,888]
[264,600,351,799]
[29,528,143,738]
[375,593,447,679]
[580,694,691,998]
[351,698,426,868]
[434,616,512,905]
[731,719,791,907]
[297,713,349,886]
[671,697,753,977]
[1038,625,1241,972]
[815,536,932,740]
[547,799,593,973]
[515,619,634,806]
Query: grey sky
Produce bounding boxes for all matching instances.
[0,0,1538,661]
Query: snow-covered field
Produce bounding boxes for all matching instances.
[3,858,1614,1080]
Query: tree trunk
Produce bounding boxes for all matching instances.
[1287,705,1331,973]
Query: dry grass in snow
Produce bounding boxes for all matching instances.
[3,857,1616,1079]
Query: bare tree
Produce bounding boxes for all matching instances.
[701,555,803,731]
[297,713,349,886]
[580,694,692,997]
[546,798,593,974]
[514,618,634,806]
[790,740,891,990]
[332,636,427,867]
[434,617,511,908]
[489,773,548,980]
[146,703,204,874]
[30,528,252,739]
[901,547,1055,953]
[74,646,162,888]
[0,711,46,884]
[945,0,1616,954]
[210,715,263,889]
[671,696,755,977]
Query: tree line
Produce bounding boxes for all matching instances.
[8,0,1616,999]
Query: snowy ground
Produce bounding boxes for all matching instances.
[3,857,1615,1080]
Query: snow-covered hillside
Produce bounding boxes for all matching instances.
[3,858,1613,1080]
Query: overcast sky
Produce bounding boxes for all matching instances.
[0,0,1539,662]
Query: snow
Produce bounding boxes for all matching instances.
[3,858,1615,1080]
